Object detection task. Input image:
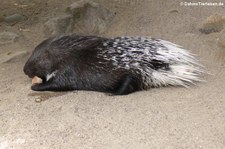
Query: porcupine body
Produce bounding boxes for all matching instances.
[23,35,202,95]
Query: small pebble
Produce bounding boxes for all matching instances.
[35,98,42,102]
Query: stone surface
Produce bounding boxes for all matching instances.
[0,50,29,64]
[0,32,19,45]
[0,16,4,22]
[3,14,26,23]
[66,0,114,35]
[198,14,225,34]
[217,29,225,48]
[44,0,114,36]
[43,14,73,36]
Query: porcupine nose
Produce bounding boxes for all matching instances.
[23,63,33,78]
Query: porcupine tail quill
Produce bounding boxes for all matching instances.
[149,39,204,88]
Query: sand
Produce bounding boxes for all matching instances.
[0,0,225,148]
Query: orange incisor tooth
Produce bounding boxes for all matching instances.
[32,76,43,85]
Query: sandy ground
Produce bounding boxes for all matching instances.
[1,0,225,148]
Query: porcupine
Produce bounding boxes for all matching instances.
[23,34,203,95]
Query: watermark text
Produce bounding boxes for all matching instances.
[180,2,224,7]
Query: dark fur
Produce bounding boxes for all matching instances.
[24,35,144,95]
